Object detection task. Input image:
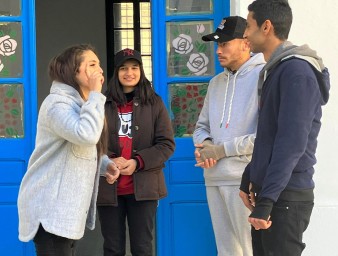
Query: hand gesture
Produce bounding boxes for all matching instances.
[113,157,137,175]
[239,190,254,212]
[249,216,272,230]
[194,140,218,169]
[105,162,120,184]
[86,63,104,92]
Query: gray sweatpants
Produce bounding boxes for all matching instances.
[206,185,253,256]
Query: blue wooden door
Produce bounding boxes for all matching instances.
[152,1,229,255]
[0,0,37,255]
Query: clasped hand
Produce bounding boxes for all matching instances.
[194,140,225,168]
[105,162,120,184]
[112,157,137,175]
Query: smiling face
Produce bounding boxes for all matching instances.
[243,12,266,54]
[118,59,141,93]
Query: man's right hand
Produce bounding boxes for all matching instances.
[194,141,217,168]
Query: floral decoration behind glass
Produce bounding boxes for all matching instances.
[169,83,208,137]
[0,22,22,77]
[167,21,215,77]
[0,83,24,138]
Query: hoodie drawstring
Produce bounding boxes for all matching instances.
[220,72,239,128]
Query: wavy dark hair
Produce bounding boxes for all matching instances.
[48,44,107,156]
[48,44,98,99]
[105,57,157,106]
[248,0,292,40]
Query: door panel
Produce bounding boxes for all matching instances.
[158,140,217,255]
[153,0,229,255]
[171,203,216,255]
[0,0,37,255]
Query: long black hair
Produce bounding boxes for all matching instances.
[105,57,157,106]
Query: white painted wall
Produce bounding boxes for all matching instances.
[231,1,338,255]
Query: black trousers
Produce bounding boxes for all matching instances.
[97,194,158,256]
[33,224,77,256]
[252,200,314,256]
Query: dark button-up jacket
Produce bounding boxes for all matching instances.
[97,95,175,206]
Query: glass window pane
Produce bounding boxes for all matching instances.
[142,55,152,82]
[166,0,212,15]
[113,3,134,29]
[0,0,21,16]
[0,83,24,138]
[114,30,134,53]
[0,22,23,78]
[140,29,151,54]
[169,83,208,137]
[140,3,151,28]
[167,21,215,77]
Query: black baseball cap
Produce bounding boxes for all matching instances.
[202,16,246,42]
[114,48,143,67]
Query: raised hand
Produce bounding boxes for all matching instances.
[86,63,104,92]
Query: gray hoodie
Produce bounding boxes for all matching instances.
[258,41,329,104]
[193,53,265,186]
[18,82,112,242]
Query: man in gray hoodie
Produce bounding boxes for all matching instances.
[193,16,265,256]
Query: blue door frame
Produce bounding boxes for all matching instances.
[151,1,229,255]
[0,0,37,255]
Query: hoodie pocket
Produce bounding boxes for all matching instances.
[71,144,97,161]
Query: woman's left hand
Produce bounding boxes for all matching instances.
[112,157,137,175]
[119,159,137,175]
[105,162,120,184]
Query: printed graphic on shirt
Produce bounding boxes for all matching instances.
[118,112,132,139]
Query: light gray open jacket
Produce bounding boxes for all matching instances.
[18,81,111,241]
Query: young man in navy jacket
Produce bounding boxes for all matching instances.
[239,1,330,255]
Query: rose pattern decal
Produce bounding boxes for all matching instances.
[187,52,209,76]
[196,24,205,34]
[0,35,18,56]
[0,34,18,74]
[172,34,194,54]
[0,33,21,137]
[0,59,4,73]
[168,22,213,77]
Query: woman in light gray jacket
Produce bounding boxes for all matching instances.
[17,44,120,256]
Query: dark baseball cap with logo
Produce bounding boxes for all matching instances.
[114,48,143,67]
[202,16,246,42]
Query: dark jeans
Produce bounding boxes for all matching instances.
[252,200,314,256]
[33,224,77,256]
[97,194,158,256]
